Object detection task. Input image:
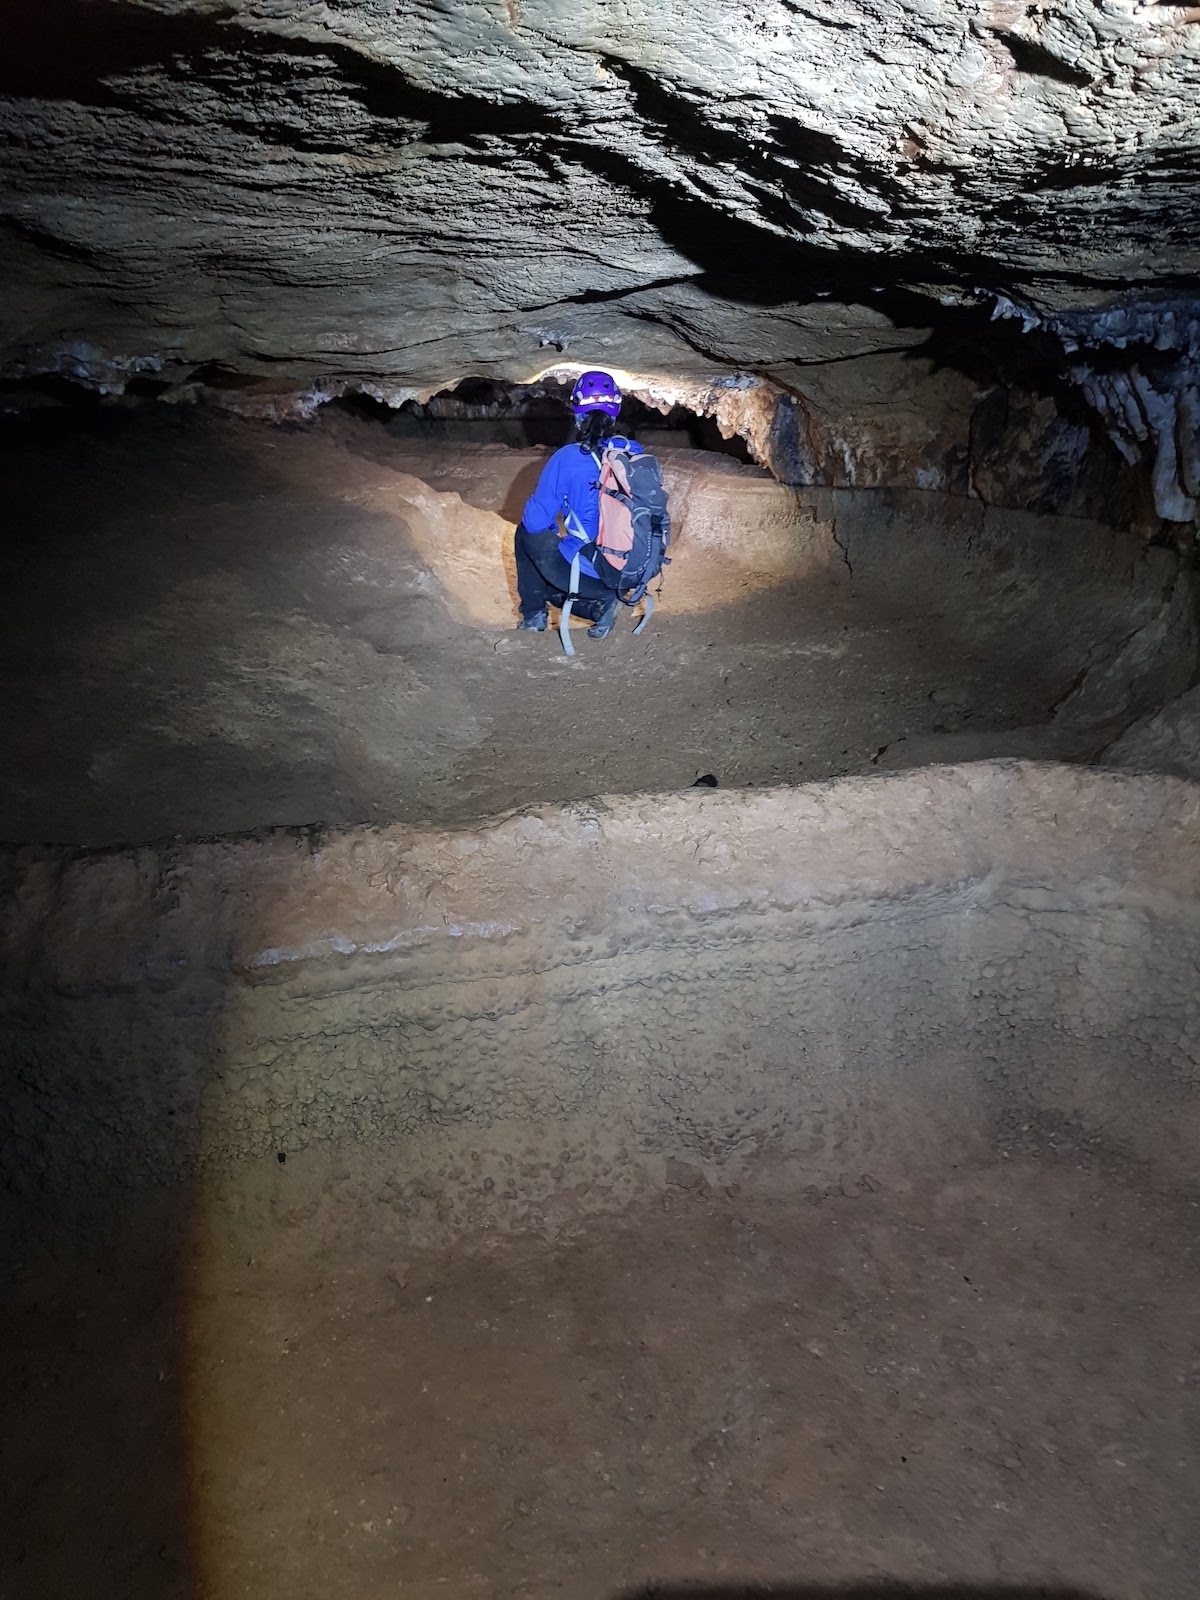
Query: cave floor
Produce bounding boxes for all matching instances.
[7,1153,1197,1599]
[0,407,1165,847]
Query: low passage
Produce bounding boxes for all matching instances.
[1,407,1191,845]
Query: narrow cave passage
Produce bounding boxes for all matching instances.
[0,384,1192,848]
[335,377,760,460]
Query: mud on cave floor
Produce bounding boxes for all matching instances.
[1,405,1193,846]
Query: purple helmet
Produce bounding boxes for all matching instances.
[570,369,622,418]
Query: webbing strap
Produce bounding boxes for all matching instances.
[559,551,581,657]
[632,588,655,636]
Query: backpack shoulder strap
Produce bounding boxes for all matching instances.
[559,550,582,658]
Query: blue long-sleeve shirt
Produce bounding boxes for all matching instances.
[521,437,643,578]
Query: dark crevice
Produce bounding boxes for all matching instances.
[777,0,857,25]
[596,55,886,234]
[989,29,1096,88]
[0,215,106,265]
[1,0,559,143]
[186,361,267,390]
[551,273,701,309]
[549,130,1150,319]
[831,517,854,578]
[602,53,846,176]
[1,0,241,104]
[0,374,106,409]
[330,380,757,461]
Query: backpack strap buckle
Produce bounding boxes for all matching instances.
[632,589,655,636]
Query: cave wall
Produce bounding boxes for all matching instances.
[4,764,1199,1256]
[2,2,1198,517]
[333,363,1153,524]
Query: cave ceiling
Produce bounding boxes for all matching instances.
[2,0,1199,507]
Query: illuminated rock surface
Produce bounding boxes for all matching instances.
[1,410,1193,845]
[3,1,1199,512]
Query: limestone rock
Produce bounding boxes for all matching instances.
[1,1,1198,511]
[990,295,1200,521]
[1103,683,1200,779]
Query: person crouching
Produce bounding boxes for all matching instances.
[513,370,643,640]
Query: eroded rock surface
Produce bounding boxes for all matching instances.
[1104,681,1200,778]
[3,2,1199,514]
[4,760,1199,1225]
[5,761,1200,1600]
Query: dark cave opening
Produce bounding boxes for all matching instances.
[331,378,758,461]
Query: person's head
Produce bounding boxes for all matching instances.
[571,370,621,450]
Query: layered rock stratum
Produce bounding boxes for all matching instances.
[2,1,1199,513]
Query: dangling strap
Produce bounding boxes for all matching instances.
[559,551,581,657]
[632,589,655,636]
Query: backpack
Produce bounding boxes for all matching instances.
[559,439,671,656]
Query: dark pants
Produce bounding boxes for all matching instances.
[515,525,611,620]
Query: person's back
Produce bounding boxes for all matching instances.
[522,438,610,568]
[522,431,645,578]
[513,371,637,640]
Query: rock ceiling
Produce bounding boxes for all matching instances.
[2,1,1199,512]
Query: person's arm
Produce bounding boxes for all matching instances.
[558,522,589,563]
[520,451,566,535]
[557,450,598,562]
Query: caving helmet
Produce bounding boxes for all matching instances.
[570,369,622,418]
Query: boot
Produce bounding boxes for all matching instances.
[517,608,548,632]
[587,597,619,639]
